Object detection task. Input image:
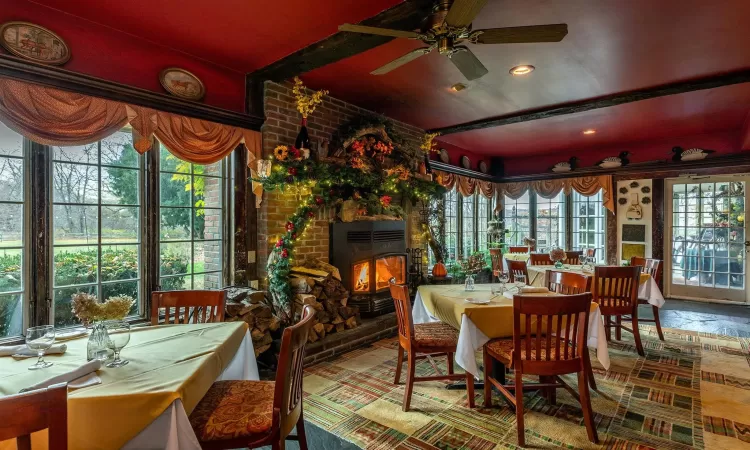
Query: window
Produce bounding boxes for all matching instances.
[444,189,458,262]
[504,192,531,246]
[51,131,143,327]
[477,194,492,252]
[159,146,226,291]
[0,123,25,338]
[572,190,606,262]
[461,192,475,256]
[536,192,566,252]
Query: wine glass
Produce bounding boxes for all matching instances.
[515,274,527,292]
[26,325,55,370]
[104,320,131,368]
[498,272,510,294]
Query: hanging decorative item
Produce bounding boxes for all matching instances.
[597,151,630,169]
[629,181,639,188]
[478,160,489,174]
[551,157,578,173]
[460,155,471,169]
[626,193,643,220]
[619,186,629,194]
[642,196,651,204]
[439,148,450,163]
[0,22,71,65]
[671,146,715,162]
[159,67,205,101]
[618,197,628,205]
[420,132,440,154]
[641,186,651,194]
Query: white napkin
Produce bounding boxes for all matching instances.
[20,360,102,393]
[520,286,550,294]
[0,343,67,357]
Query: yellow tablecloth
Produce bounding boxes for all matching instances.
[417,284,597,339]
[527,265,650,287]
[0,322,247,450]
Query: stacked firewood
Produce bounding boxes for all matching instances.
[223,286,280,357]
[290,261,360,343]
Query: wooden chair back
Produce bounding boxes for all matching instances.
[0,382,68,450]
[564,251,583,265]
[529,253,553,266]
[489,248,503,274]
[512,293,591,375]
[585,248,596,258]
[592,266,640,315]
[547,271,591,294]
[508,246,530,253]
[630,256,663,286]
[506,260,529,283]
[389,283,415,351]
[151,290,226,325]
[273,305,315,438]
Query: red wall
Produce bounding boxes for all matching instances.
[0,0,246,113]
[501,129,744,177]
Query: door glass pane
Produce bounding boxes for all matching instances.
[504,192,531,246]
[572,190,606,263]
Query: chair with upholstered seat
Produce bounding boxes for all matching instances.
[564,251,583,265]
[151,290,226,325]
[629,256,664,340]
[483,293,598,447]
[189,305,315,450]
[593,266,644,356]
[506,259,529,284]
[390,284,474,412]
[529,253,553,266]
[0,382,68,450]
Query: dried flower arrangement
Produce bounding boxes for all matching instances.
[459,252,487,276]
[420,132,440,153]
[292,77,328,118]
[71,292,135,325]
[549,247,566,262]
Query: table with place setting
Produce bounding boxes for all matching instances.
[0,321,259,450]
[412,283,610,377]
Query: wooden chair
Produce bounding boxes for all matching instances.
[629,256,665,341]
[506,260,529,284]
[529,253,553,266]
[508,246,530,253]
[390,283,474,412]
[189,305,316,450]
[489,248,503,280]
[564,251,584,265]
[483,293,598,447]
[0,382,68,450]
[592,266,644,356]
[151,290,226,325]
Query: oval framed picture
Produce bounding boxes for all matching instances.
[159,67,205,101]
[439,148,450,163]
[478,160,489,173]
[460,155,471,170]
[0,21,70,65]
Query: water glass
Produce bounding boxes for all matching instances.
[104,320,131,368]
[26,325,55,370]
[515,274,527,291]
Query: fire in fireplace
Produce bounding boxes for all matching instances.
[352,254,407,294]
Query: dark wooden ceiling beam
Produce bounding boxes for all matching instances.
[245,0,434,116]
[428,69,750,135]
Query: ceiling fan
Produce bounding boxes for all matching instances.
[338,0,568,81]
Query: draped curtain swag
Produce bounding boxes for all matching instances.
[435,170,498,200]
[0,76,261,166]
[495,175,615,213]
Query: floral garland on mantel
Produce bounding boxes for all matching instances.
[255,99,444,322]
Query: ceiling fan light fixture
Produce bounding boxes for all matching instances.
[509,65,535,76]
[582,129,597,135]
[451,82,467,92]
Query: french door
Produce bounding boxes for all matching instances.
[666,175,749,302]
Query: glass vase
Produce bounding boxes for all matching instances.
[87,321,114,362]
[465,274,475,291]
[554,260,564,269]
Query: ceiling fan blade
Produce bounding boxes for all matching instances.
[474,24,568,44]
[444,0,488,28]
[371,47,433,75]
[338,23,419,39]
[449,47,489,80]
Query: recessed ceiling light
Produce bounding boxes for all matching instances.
[582,129,597,135]
[509,65,535,76]
[450,82,467,92]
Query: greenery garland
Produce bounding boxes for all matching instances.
[255,126,444,322]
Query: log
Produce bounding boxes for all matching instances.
[251,328,266,341]
[255,316,273,332]
[324,324,335,333]
[335,323,345,333]
[268,316,281,331]
[242,313,256,327]
[315,310,331,324]
[254,344,271,357]
[345,316,358,329]
[307,327,319,343]
[313,323,326,340]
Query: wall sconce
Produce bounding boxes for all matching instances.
[257,159,272,179]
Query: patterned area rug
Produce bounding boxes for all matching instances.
[302,326,750,449]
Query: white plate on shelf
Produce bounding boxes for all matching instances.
[464,297,491,305]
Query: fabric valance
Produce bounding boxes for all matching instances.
[496,175,615,213]
[434,170,499,200]
[0,76,261,166]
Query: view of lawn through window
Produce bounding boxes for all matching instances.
[0,122,24,337]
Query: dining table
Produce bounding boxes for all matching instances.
[0,321,259,450]
[526,264,665,308]
[412,283,610,377]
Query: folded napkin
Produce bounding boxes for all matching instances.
[519,286,550,294]
[0,343,67,357]
[20,360,102,393]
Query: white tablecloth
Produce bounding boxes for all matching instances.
[639,277,665,308]
[123,330,259,449]
[413,291,610,377]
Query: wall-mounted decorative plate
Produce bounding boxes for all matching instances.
[439,148,450,163]
[159,67,205,101]
[478,160,489,173]
[460,155,471,169]
[0,22,70,65]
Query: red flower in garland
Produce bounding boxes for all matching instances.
[288,167,298,176]
[307,211,315,218]
[286,222,295,232]
[380,195,392,207]
[275,238,283,248]
[292,233,297,240]
[315,196,324,205]
[281,249,289,258]
[288,146,301,160]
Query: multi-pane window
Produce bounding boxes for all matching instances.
[536,192,566,252]
[461,192,475,256]
[504,192,531,246]
[159,146,225,291]
[444,189,458,262]
[477,194,491,252]
[0,123,25,338]
[51,131,143,327]
[572,190,606,262]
